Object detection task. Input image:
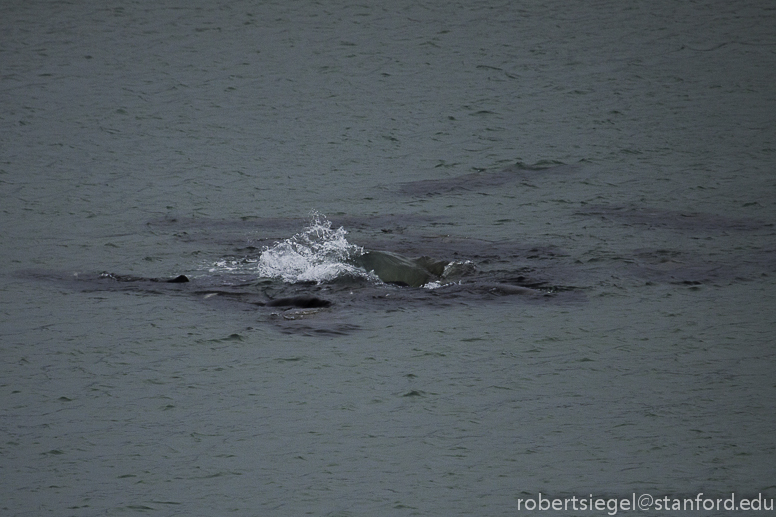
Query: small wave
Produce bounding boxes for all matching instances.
[209,257,258,274]
[423,261,475,289]
[257,213,375,284]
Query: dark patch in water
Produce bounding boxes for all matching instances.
[576,205,771,232]
[619,247,776,286]
[395,162,579,197]
[265,296,332,308]
[16,224,580,336]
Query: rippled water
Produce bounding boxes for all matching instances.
[2,1,775,515]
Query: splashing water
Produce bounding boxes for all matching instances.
[257,214,374,284]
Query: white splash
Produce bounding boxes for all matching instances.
[257,213,373,284]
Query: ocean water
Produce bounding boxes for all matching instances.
[1,0,775,515]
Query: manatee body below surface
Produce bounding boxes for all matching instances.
[16,242,572,337]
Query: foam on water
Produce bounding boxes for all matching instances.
[256,214,375,284]
[208,257,258,275]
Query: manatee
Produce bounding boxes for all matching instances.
[350,251,444,287]
[98,272,332,308]
[412,256,449,277]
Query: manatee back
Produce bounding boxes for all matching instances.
[352,251,432,287]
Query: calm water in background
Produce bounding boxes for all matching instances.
[2,1,775,515]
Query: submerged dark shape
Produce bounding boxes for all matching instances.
[396,161,578,197]
[264,296,332,308]
[99,272,332,309]
[99,272,191,283]
[575,205,771,232]
[18,238,562,337]
[17,209,587,336]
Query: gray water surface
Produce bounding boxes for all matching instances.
[2,1,775,515]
